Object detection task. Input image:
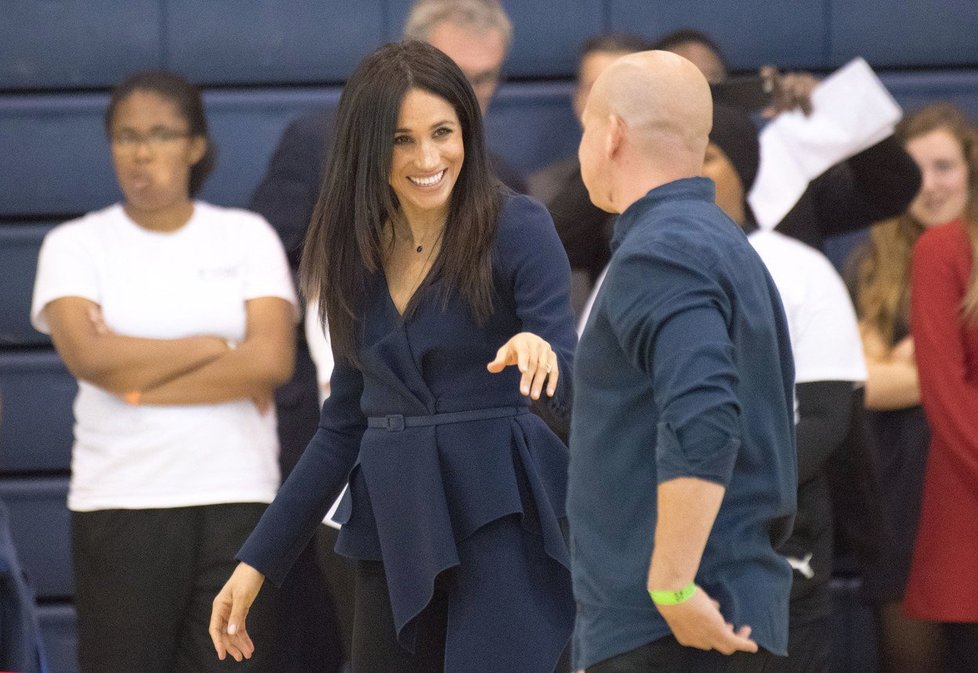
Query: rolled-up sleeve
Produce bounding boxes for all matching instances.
[604,244,741,486]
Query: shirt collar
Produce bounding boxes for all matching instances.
[611,177,716,251]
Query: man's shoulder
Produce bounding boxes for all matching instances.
[624,202,743,266]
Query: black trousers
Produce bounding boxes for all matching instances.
[587,637,775,673]
[350,559,449,673]
[276,342,347,673]
[315,524,358,659]
[765,614,831,673]
[72,503,277,673]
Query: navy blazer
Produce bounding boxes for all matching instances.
[239,193,577,672]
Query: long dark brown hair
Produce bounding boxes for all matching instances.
[300,41,500,365]
[852,103,978,346]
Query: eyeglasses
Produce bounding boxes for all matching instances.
[111,128,192,150]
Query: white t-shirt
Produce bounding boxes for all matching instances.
[577,231,866,385]
[31,202,298,512]
[748,230,866,384]
[304,299,346,529]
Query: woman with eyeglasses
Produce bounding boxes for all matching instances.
[31,70,297,673]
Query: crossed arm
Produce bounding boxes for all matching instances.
[44,295,295,405]
[860,323,920,411]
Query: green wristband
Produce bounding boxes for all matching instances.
[649,582,697,606]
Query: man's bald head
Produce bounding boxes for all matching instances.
[592,50,712,161]
[579,50,714,212]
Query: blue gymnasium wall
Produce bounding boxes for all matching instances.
[2,3,978,672]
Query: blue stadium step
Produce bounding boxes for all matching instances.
[0,349,75,474]
[38,603,78,673]
[0,477,72,600]
[0,223,56,347]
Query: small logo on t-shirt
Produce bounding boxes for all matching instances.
[197,265,239,280]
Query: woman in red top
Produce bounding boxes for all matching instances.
[904,103,978,673]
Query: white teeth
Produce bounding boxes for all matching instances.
[409,170,444,187]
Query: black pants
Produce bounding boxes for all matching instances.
[276,342,347,673]
[350,559,450,673]
[72,504,277,673]
[587,637,775,673]
[315,524,358,660]
[765,614,831,673]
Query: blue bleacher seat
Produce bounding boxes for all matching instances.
[0,1,159,90]
[38,604,78,673]
[165,1,385,85]
[832,1,978,69]
[485,82,579,175]
[881,70,978,121]
[607,0,830,71]
[0,224,56,347]
[0,500,48,673]
[0,93,117,217]
[0,477,72,600]
[0,351,75,474]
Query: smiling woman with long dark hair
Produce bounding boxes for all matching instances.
[210,41,577,673]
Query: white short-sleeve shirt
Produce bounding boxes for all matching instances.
[748,230,866,384]
[31,202,298,511]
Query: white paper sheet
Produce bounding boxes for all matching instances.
[747,57,903,229]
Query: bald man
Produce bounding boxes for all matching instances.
[567,51,797,672]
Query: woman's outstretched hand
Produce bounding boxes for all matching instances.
[209,562,265,662]
[487,332,559,400]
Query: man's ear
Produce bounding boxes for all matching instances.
[606,113,624,160]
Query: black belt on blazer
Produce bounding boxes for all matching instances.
[367,406,528,432]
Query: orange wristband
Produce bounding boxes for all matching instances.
[124,390,141,406]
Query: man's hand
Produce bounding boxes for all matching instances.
[654,585,758,655]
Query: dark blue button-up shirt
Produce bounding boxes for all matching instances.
[568,177,797,668]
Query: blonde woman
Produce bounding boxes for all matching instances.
[853,103,978,673]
